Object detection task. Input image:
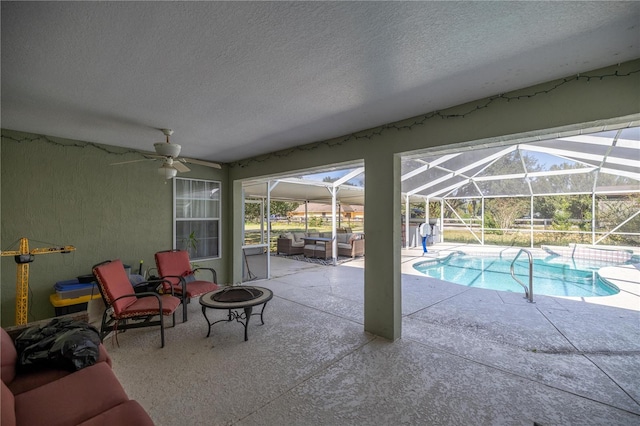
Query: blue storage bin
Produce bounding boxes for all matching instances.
[54,280,98,299]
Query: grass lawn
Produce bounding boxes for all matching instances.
[243,222,635,251]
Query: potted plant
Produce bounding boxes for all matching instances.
[182,231,200,269]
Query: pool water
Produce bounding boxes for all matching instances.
[413,254,620,298]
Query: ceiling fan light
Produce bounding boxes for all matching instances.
[154,142,181,158]
[158,164,178,179]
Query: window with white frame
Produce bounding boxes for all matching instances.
[174,178,221,260]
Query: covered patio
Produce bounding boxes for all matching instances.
[105,247,640,424]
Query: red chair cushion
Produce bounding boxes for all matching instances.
[155,250,218,297]
[119,295,180,318]
[155,250,191,286]
[173,280,219,298]
[93,260,137,315]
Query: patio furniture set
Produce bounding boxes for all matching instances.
[92,250,272,348]
[2,250,273,426]
[277,231,365,259]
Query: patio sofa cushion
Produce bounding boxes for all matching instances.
[78,400,155,426]
[14,362,129,426]
[279,232,305,246]
[336,233,362,244]
[1,381,15,426]
[1,328,17,383]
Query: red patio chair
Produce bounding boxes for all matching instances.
[93,259,180,348]
[154,250,219,322]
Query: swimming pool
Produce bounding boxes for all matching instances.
[413,253,621,298]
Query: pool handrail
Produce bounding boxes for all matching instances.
[510,249,534,303]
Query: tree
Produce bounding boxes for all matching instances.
[271,201,300,218]
[322,175,362,187]
[443,199,465,218]
[597,193,640,245]
[402,202,440,219]
[244,200,300,222]
[535,194,592,230]
[485,197,529,230]
[551,197,572,231]
[244,201,262,222]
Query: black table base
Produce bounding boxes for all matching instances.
[201,303,269,341]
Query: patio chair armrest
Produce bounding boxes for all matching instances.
[193,267,217,283]
[155,274,185,288]
[111,292,161,303]
[155,275,191,306]
[141,278,177,296]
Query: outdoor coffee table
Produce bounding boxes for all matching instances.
[200,286,273,341]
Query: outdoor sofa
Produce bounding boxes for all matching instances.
[1,324,154,426]
[277,231,364,259]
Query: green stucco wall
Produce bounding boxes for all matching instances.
[0,131,228,326]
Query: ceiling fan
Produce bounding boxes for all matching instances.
[111,129,221,178]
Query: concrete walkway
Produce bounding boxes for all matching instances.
[106,247,640,425]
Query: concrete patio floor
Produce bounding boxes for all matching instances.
[105,245,640,425]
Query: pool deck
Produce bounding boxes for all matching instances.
[106,243,640,425]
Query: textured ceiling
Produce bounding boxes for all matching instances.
[2,1,639,164]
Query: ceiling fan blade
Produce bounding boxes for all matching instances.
[172,161,190,173]
[181,158,222,169]
[110,158,157,166]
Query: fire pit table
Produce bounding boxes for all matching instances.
[199,286,273,341]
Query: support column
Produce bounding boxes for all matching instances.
[425,198,430,248]
[267,181,274,278]
[331,186,337,265]
[305,201,308,233]
[404,195,410,248]
[232,180,245,285]
[364,153,401,340]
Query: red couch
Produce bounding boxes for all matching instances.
[1,327,154,426]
